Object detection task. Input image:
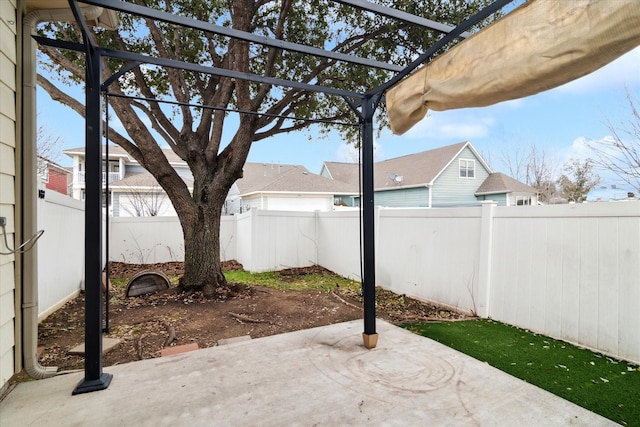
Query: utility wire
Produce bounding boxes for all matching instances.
[0,224,44,255]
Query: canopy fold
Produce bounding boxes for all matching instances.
[386,0,640,135]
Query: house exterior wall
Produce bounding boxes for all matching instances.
[333,195,359,207]
[223,183,241,215]
[431,146,490,207]
[507,191,538,206]
[374,186,429,207]
[477,193,507,206]
[44,167,69,195]
[114,191,176,217]
[0,0,17,391]
[67,149,194,217]
[242,194,334,212]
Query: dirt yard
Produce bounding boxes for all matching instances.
[37,261,469,371]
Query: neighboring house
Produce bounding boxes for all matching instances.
[63,145,193,216]
[109,172,194,217]
[321,141,537,208]
[37,156,71,196]
[475,172,538,206]
[224,163,359,214]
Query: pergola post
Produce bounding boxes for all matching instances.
[72,45,112,395]
[361,96,378,349]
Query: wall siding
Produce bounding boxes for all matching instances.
[0,0,16,391]
[44,168,69,195]
[432,146,490,208]
[374,187,429,207]
[477,193,507,206]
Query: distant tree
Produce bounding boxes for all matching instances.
[497,142,559,203]
[120,174,167,216]
[36,121,64,176]
[120,184,167,217]
[587,88,640,193]
[557,158,600,203]
[497,144,528,183]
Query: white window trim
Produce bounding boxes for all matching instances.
[515,195,531,206]
[459,159,475,179]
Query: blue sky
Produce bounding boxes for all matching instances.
[39,46,640,201]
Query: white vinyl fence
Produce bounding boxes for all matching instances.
[37,191,86,320]
[43,201,640,364]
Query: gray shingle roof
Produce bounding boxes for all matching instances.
[373,141,470,189]
[475,172,536,195]
[237,163,358,195]
[322,162,361,186]
[109,172,193,190]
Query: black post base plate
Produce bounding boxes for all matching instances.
[72,373,113,395]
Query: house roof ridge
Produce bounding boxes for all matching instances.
[376,141,468,165]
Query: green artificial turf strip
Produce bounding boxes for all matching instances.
[404,319,640,426]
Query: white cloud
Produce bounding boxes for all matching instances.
[556,46,640,95]
[336,140,382,163]
[564,136,593,162]
[403,110,495,141]
[557,136,635,197]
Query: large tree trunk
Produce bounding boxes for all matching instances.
[177,124,255,297]
[179,190,227,297]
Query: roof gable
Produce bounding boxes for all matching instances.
[237,163,357,195]
[321,162,360,186]
[475,172,535,195]
[430,141,492,183]
[321,141,494,191]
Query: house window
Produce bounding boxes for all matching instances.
[516,196,531,206]
[459,159,475,178]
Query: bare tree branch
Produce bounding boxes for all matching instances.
[588,88,640,193]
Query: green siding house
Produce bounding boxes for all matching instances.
[321,141,537,208]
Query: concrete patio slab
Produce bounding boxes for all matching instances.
[0,320,615,426]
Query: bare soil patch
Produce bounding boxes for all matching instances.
[37,261,469,371]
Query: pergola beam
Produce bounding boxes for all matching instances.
[333,0,472,38]
[74,0,405,72]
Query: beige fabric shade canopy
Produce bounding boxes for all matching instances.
[386,0,640,135]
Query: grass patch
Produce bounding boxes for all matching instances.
[404,319,640,426]
[224,270,361,292]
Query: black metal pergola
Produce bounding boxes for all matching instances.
[38,0,513,394]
